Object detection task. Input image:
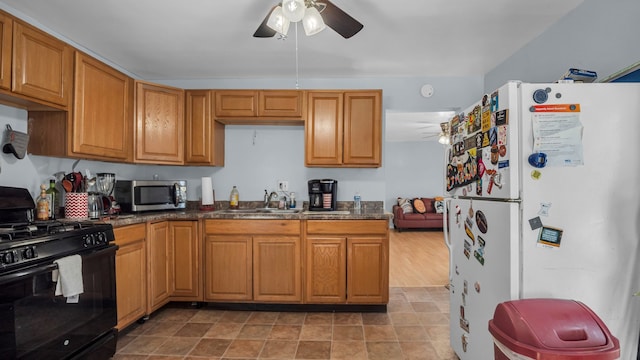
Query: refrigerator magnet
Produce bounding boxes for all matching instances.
[528,216,543,230]
[491,90,499,112]
[475,211,488,233]
[537,226,563,248]
[538,202,551,216]
[531,169,542,180]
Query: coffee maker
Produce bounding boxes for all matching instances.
[308,179,337,211]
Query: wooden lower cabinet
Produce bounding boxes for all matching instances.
[204,219,301,303]
[147,221,172,313]
[347,237,388,303]
[306,220,389,304]
[253,235,301,302]
[204,235,253,301]
[114,223,147,330]
[305,237,347,303]
[170,221,201,300]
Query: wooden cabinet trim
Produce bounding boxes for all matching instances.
[205,219,300,235]
[306,220,388,235]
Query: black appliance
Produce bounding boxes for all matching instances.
[0,186,117,360]
[308,179,338,211]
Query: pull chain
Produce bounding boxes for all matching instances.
[295,23,299,89]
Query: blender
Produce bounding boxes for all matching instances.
[96,173,117,215]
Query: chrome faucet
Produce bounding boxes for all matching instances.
[264,190,278,208]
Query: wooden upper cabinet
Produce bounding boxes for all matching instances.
[305,91,344,166]
[185,90,224,166]
[215,90,257,117]
[215,90,304,124]
[12,19,73,107]
[258,90,303,118]
[305,90,381,168]
[343,91,382,166]
[135,81,185,164]
[0,12,12,90]
[73,52,133,161]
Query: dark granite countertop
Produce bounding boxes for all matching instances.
[104,201,392,228]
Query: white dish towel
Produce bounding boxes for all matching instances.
[53,254,84,297]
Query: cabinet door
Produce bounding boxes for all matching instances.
[258,90,303,118]
[135,81,184,164]
[12,20,72,107]
[215,90,257,117]
[343,91,382,167]
[185,90,225,166]
[347,236,389,304]
[305,91,343,166]
[114,224,147,330]
[147,221,172,312]
[0,12,12,90]
[253,235,302,302]
[170,221,201,299]
[73,52,133,161]
[204,235,252,301]
[305,237,346,303]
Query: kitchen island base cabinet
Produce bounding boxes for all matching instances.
[114,224,147,330]
[306,220,389,305]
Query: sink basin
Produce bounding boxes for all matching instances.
[258,208,301,213]
[217,208,302,214]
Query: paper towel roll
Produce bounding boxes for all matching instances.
[201,177,214,205]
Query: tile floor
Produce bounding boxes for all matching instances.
[113,287,458,360]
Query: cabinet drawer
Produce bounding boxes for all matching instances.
[306,220,387,235]
[205,219,300,235]
[114,223,146,246]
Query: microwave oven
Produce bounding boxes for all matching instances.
[114,180,187,212]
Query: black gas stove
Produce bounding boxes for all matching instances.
[0,186,115,273]
[0,186,117,359]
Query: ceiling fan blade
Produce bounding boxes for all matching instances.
[253,5,278,38]
[319,0,363,39]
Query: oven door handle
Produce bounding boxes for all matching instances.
[0,262,58,285]
[0,245,118,286]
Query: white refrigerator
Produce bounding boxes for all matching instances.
[443,81,640,359]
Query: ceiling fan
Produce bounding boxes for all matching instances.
[253,0,364,39]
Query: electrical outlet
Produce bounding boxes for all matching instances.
[278,180,289,191]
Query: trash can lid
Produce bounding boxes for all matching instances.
[488,299,620,358]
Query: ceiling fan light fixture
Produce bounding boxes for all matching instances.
[266,6,291,35]
[438,122,451,144]
[282,0,305,22]
[302,7,326,36]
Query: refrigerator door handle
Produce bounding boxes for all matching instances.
[443,198,454,288]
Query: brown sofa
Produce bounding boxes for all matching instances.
[392,197,444,231]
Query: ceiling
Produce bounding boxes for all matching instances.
[0,0,584,141]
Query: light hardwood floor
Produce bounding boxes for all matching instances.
[389,229,449,287]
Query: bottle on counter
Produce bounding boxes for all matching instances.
[289,192,296,209]
[354,192,362,211]
[36,184,50,221]
[46,179,60,219]
[229,185,239,209]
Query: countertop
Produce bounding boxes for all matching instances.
[104,207,392,228]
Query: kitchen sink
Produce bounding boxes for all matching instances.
[216,208,302,214]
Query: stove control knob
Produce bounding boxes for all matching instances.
[83,234,94,247]
[96,231,106,244]
[22,247,37,259]
[1,251,17,265]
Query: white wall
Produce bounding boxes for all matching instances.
[384,141,444,211]
[485,0,640,91]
